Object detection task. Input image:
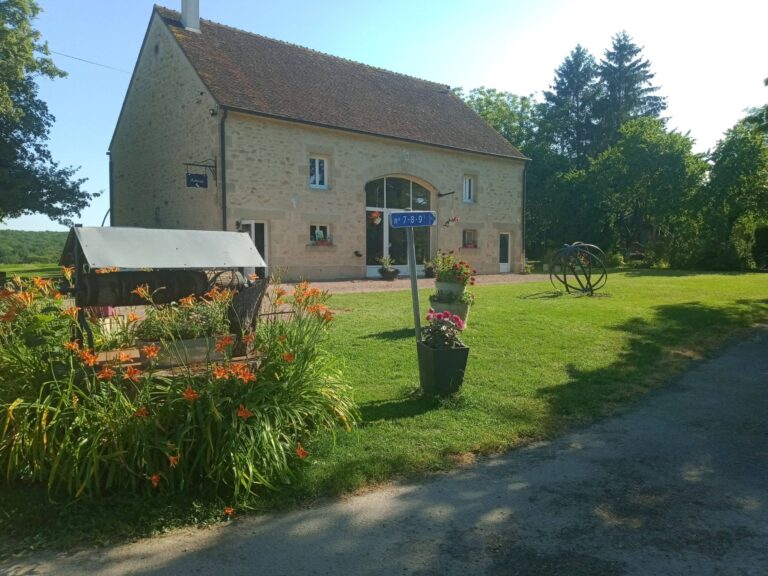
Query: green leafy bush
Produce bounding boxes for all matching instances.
[133,286,232,341]
[0,278,358,501]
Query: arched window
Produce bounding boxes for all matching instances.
[365,177,433,273]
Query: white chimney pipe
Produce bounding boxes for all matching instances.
[181,0,200,32]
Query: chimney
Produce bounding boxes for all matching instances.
[181,0,200,32]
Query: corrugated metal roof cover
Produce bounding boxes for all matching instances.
[60,227,266,269]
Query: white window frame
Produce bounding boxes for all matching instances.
[463,175,475,203]
[309,156,328,189]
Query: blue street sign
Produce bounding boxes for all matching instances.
[389,211,437,228]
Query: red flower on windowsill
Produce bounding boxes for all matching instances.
[369,211,382,225]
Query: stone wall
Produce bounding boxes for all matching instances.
[226,113,525,280]
[110,14,221,230]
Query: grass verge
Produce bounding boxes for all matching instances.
[1,270,767,556]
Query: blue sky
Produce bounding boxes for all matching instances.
[3,0,766,231]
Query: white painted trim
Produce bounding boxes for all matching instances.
[499,233,511,273]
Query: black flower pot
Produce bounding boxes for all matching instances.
[379,267,400,281]
[416,341,469,396]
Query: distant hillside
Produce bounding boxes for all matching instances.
[0,230,68,264]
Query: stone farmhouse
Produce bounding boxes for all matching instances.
[109,1,528,280]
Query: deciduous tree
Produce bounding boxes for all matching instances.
[0,0,94,226]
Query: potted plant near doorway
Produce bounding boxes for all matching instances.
[377,256,400,281]
[417,309,469,396]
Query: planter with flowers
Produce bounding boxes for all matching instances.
[377,255,400,281]
[133,286,234,368]
[417,309,469,396]
[429,250,476,324]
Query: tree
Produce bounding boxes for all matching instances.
[694,122,768,269]
[744,76,768,134]
[0,0,94,226]
[540,45,599,168]
[581,117,706,257]
[595,31,666,149]
[456,87,537,151]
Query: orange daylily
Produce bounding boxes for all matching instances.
[134,406,149,418]
[215,334,234,353]
[78,349,99,367]
[168,455,180,468]
[282,351,295,363]
[127,312,140,323]
[242,332,255,345]
[183,385,200,402]
[223,506,235,517]
[61,266,75,283]
[229,363,256,383]
[97,366,116,381]
[62,306,81,321]
[131,284,151,300]
[212,364,229,380]
[117,351,132,363]
[295,443,309,459]
[122,366,142,383]
[64,340,81,352]
[236,404,253,420]
[179,294,196,307]
[150,473,161,489]
[141,343,160,359]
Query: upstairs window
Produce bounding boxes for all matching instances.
[463,175,475,203]
[309,157,327,189]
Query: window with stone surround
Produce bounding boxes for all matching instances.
[309,156,328,189]
[463,175,475,203]
[310,224,331,245]
[462,229,478,249]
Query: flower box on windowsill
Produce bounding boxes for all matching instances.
[306,242,336,250]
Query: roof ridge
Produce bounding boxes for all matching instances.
[155,5,451,92]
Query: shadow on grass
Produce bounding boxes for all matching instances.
[517,290,564,300]
[536,299,768,423]
[360,394,438,422]
[363,327,414,341]
[618,268,748,278]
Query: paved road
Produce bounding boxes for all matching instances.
[4,328,767,576]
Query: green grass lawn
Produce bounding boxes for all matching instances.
[0,263,59,277]
[1,270,767,555]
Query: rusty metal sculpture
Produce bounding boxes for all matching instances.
[549,242,607,295]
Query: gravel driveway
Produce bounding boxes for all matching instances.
[3,327,767,576]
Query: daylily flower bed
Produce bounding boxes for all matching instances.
[0,274,357,501]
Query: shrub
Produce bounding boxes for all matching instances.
[134,286,233,341]
[0,278,357,501]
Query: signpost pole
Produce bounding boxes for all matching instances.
[406,226,421,342]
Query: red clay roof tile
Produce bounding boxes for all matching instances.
[155,6,526,160]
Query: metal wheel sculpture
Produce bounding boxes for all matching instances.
[549,242,608,295]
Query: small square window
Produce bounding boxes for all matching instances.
[462,229,478,249]
[463,175,475,203]
[309,157,328,189]
[310,224,331,245]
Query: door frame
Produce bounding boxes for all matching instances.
[365,208,427,278]
[239,220,268,275]
[499,233,511,273]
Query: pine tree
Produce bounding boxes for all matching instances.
[540,45,599,168]
[595,31,666,149]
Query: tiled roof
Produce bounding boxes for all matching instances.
[155,6,526,160]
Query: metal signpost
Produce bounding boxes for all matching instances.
[389,211,437,341]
